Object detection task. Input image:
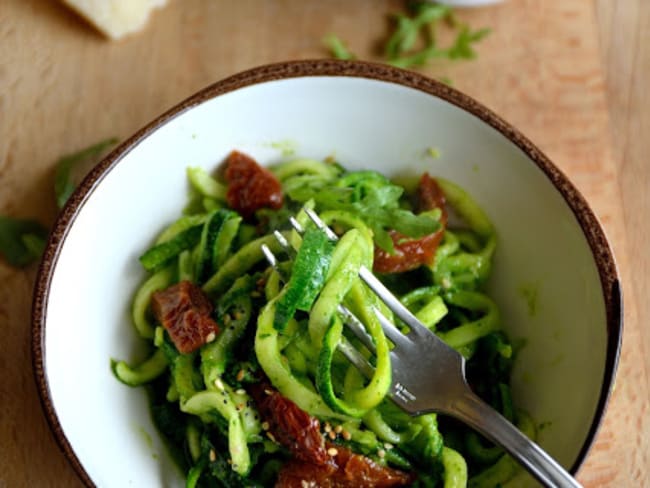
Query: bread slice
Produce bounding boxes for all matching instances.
[61,0,168,40]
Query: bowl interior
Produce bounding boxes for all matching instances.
[42,75,608,486]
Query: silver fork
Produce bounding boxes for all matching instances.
[262,207,582,488]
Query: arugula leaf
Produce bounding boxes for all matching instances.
[386,4,451,60]
[447,26,491,60]
[385,15,420,59]
[323,34,355,60]
[287,170,440,253]
[0,216,48,267]
[55,137,117,209]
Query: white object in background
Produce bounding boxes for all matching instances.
[61,0,168,40]
[435,0,504,6]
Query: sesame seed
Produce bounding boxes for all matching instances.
[334,425,343,434]
[266,432,277,442]
[324,423,332,433]
[378,449,386,458]
[342,430,351,441]
[328,431,336,440]
[209,449,216,462]
[384,442,393,450]
[327,447,338,457]
[235,389,246,395]
[301,481,309,488]
[236,369,246,382]
[261,421,270,431]
[264,389,273,396]
[205,332,216,343]
[214,378,225,390]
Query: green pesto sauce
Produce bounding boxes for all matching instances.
[136,425,160,460]
[138,426,154,449]
[267,140,297,157]
[518,282,540,317]
[427,147,441,159]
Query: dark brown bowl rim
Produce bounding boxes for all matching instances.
[31,59,622,487]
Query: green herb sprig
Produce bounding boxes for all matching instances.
[323,1,490,71]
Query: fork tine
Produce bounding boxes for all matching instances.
[288,216,304,234]
[260,244,279,268]
[303,208,338,240]
[272,230,291,250]
[372,306,412,349]
[337,336,375,379]
[358,268,432,338]
[336,305,376,354]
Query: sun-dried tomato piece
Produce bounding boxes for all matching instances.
[249,382,328,465]
[275,443,415,488]
[373,173,447,274]
[225,150,283,218]
[373,230,444,274]
[416,173,447,223]
[151,280,219,354]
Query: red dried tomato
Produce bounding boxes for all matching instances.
[373,173,447,274]
[373,230,444,274]
[416,173,447,224]
[249,382,328,465]
[150,281,219,354]
[275,443,415,488]
[225,151,283,218]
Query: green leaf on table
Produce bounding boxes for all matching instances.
[447,26,492,60]
[0,216,48,267]
[323,34,355,60]
[55,137,118,209]
[386,3,451,60]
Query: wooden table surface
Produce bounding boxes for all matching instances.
[1,0,648,486]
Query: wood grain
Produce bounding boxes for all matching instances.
[0,0,647,486]
[592,1,650,483]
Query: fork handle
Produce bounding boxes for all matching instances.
[452,391,583,488]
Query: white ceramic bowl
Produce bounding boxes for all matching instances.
[33,60,621,487]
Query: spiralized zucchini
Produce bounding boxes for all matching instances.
[112,155,532,487]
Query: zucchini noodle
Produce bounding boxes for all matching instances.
[113,154,532,487]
